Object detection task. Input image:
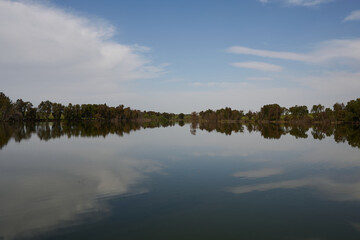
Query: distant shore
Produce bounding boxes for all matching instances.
[1,92,359,124]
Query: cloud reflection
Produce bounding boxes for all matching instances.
[228,177,360,202]
[232,168,283,178]
[0,153,161,240]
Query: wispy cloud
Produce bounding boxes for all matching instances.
[190,81,249,88]
[191,82,221,87]
[232,61,283,72]
[259,0,333,7]
[344,10,360,22]
[285,0,333,6]
[246,77,273,81]
[228,46,308,61]
[228,39,360,67]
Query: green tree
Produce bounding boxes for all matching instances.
[246,110,253,120]
[311,104,325,121]
[124,107,132,119]
[63,103,74,120]
[260,104,283,121]
[311,104,324,114]
[52,102,64,120]
[15,99,32,118]
[26,106,37,121]
[38,101,52,120]
[191,111,198,122]
[345,98,360,122]
[81,104,94,119]
[333,102,346,121]
[0,92,13,121]
[289,105,308,120]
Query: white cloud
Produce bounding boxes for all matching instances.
[232,61,283,72]
[246,77,273,81]
[228,39,360,66]
[0,0,357,114]
[285,0,332,6]
[0,0,164,105]
[190,81,249,88]
[228,46,308,61]
[227,41,360,107]
[344,10,360,22]
[259,0,333,6]
[191,82,221,87]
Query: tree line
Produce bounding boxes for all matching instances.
[0,92,178,123]
[196,99,360,123]
[1,91,359,123]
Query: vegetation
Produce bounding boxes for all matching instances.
[0,92,177,123]
[260,104,283,121]
[1,91,360,123]
[198,101,360,123]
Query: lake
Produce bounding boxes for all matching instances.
[1,122,360,240]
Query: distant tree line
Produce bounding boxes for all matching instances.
[1,91,359,123]
[197,99,360,123]
[0,92,178,123]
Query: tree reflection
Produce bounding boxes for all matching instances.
[289,124,309,139]
[334,124,360,148]
[0,122,33,150]
[199,122,244,135]
[1,121,360,150]
[195,122,360,149]
[256,123,285,139]
[0,121,174,149]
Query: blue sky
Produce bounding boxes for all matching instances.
[1,0,360,112]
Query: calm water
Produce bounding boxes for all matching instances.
[1,122,360,240]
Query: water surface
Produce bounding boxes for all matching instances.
[1,122,360,240]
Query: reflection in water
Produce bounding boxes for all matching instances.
[0,122,360,150]
[0,130,162,239]
[0,121,175,150]
[228,177,360,202]
[1,122,360,239]
[223,123,360,206]
[232,168,283,178]
[198,121,360,148]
